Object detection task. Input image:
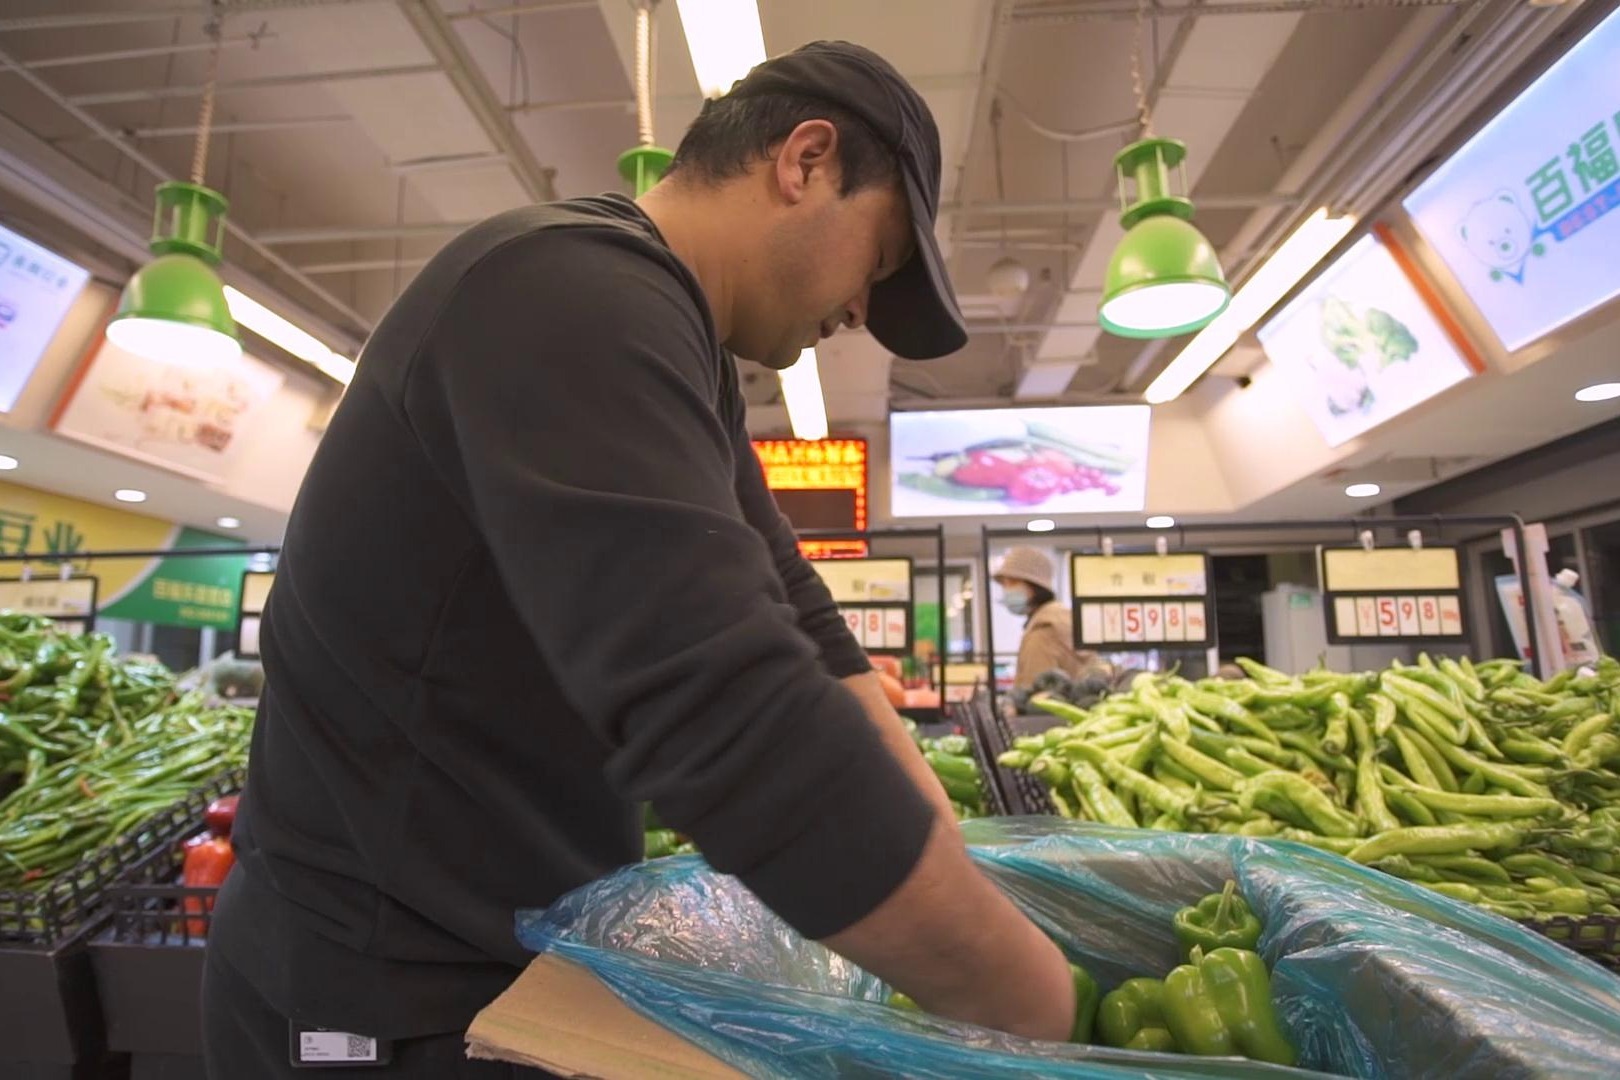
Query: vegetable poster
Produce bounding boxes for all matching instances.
[889,406,1151,517]
[1256,234,1477,448]
[52,334,284,483]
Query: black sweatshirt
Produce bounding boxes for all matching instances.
[215,195,934,1038]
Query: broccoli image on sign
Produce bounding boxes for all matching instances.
[1312,297,1419,417]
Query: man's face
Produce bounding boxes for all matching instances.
[729,134,915,370]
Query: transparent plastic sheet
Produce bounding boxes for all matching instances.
[515,818,1620,1079]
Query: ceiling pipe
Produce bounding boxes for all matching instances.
[52,116,353,145]
[260,221,475,244]
[0,0,387,33]
[947,0,1019,255]
[0,39,373,336]
[948,192,1296,216]
[395,0,557,202]
[1009,0,1472,21]
[12,34,273,71]
[445,0,599,16]
[66,64,439,107]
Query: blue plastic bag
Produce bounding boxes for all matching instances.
[515,819,1620,1078]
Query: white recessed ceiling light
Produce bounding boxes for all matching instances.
[0,455,17,471]
[216,516,242,529]
[1026,518,1057,533]
[1146,515,1176,529]
[1345,483,1382,499]
[1575,382,1620,403]
[113,488,148,503]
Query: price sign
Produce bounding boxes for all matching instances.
[809,557,914,656]
[0,576,98,633]
[1072,552,1214,649]
[1143,603,1165,643]
[236,570,275,659]
[1321,546,1467,644]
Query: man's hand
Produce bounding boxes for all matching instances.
[822,816,1076,1041]
[841,671,957,825]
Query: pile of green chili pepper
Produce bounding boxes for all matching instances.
[999,654,1620,922]
[917,731,987,819]
[0,691,252,890]
[0,613,176,794]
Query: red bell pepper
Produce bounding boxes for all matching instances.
[181,834,235,939]
[204,794,240,837]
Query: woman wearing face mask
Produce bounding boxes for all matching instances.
[992,547,1099,691]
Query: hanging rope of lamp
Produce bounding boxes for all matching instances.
[617,0,674,197]
[106,17,241,365]
[1096,0,1230,339]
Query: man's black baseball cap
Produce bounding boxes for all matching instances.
[726,41,968,361]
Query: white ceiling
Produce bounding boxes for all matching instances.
[0,0,1614,543]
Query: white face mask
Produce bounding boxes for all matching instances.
[1002,585,1033,616]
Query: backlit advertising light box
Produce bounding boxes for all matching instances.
[0,222,90,412]
[889,406,1151,517]
[1402,8,1620,352]
[1257,229,1483,448]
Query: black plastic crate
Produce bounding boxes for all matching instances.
[1520,914,1620,974]
[0,768,244,948]
[965,693,1063,817]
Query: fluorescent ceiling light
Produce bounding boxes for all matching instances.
[1146,515,1175,529]
[1026,519,1057,533]
[0,455,17,471]
[1144,209,1358,404]
[1345,483,1381,498]
[216,516,242,529]
[224,285,355,386]
[114,488,148,503]
[675,0,766,99]
[779,348,828,441]
[1575,382,1620,403]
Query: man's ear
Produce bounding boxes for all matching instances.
[772,119,839,205]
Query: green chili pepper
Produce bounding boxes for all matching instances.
[1068,962,1102,1043]
[1382,786,1438,827]
[1172,880,1262,959]
[1158,737,1244,791]
[1240,770,1360,838]
[1069,760,1136,828]
[1161,947,1296,1065]
[1347,821,1525,864]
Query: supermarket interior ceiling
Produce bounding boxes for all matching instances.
[1,0,1618,539]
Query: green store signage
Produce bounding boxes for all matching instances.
[0,480,246,629]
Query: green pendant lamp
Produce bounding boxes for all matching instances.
[619,1,674,197]
[1099,138,1230,339]
[106,181,241,365]
[106,23,240,366]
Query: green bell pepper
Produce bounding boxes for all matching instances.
[1172,880,1262,960]
[1069,962,1101,1043]
[1097,977,1175,1052]
[1162,947,1297,1066]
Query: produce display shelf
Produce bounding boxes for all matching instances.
[0,768,242,1077]
[0,768,243,948]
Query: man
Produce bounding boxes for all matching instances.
[204,41,1074,1077]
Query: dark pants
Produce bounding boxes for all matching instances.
[201,947,552,1079]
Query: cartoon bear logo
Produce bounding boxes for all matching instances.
[1458,190,1546,283]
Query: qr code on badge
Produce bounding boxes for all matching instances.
[345,1035,375,1060]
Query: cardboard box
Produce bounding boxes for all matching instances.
[465,954,743,1079]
